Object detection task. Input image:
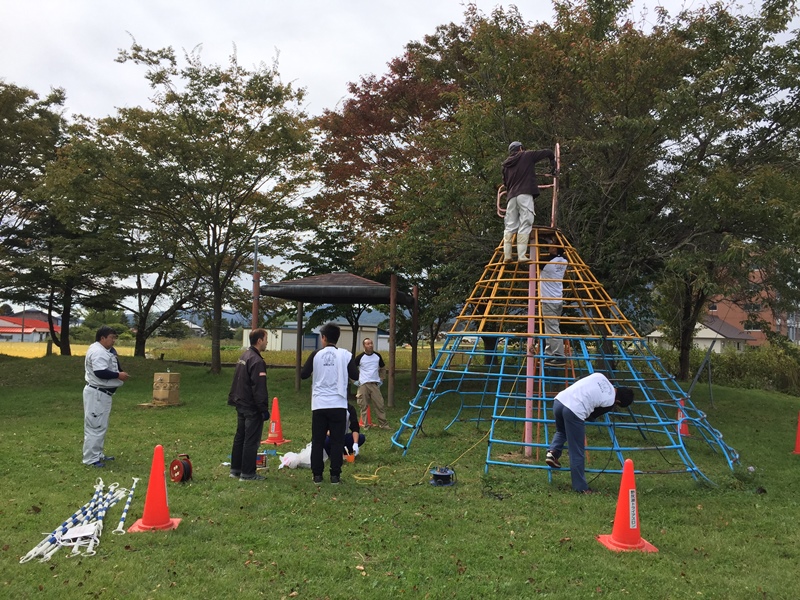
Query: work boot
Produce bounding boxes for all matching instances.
[517,232,531,262]
[503,233,514,263]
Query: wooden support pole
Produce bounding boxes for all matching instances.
[295,301,303,393]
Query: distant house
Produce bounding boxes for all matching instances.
[179,310,247,335]
[705,298,800,347]
[181,319,205,337]
[0,316,61,342]
[647,314,755,353]
[250,311,390,352]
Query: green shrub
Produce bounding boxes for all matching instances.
[651,344,800,396]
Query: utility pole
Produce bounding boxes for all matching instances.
[251,236,260,330]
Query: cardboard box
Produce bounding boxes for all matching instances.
[152,372,181,405]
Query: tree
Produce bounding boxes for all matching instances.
[226,261,288,329]
[284,227,394,356]
[651,1,800,378]
[2,180,128,355]
[314,1,800,381]
[0,83,66,331]
[0,83,65,248]
[80,308,130,333]
[157,316,192,340]
[107,43,313,373]
[43,116,209,357]
[312,21,491,344]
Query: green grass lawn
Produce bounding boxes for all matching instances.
[1,353,799,599]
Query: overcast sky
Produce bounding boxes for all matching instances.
[0,0,691,120]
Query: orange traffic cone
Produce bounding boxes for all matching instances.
[359,405,374,427]
[597,458,658,553]
[262,397,290,445]
[793,411,800,455]
[128,445,181,532]
[677,399,690,436]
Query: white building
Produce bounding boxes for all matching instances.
[245,320,390,353]
[647,315,755,353]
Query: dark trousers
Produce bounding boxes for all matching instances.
[311,408,347,477]
[325,432,366,456]
[549,400,588,492]
[231,407,264,477]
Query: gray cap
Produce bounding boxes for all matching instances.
[508,141,523,154]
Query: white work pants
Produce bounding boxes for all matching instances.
[504,194,535,235]
[82,386,112,464]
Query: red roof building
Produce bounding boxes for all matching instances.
[0,316,60,342]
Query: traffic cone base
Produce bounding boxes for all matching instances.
[597,458,658,553]
[262,397,291,445]
[128,517,181,533]
[128,444,181,533]
[597,533,658,553]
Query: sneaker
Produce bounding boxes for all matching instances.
[239,473,265,481]
[544,357,566,367]
[313,475,323,484]
[101,455,115,461]
[545,452,561,469]
[330,475,341,485]
[229,471,241,479]
[88,461,105,468]
[378,424,392,430]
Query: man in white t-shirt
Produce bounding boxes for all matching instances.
[300,323,358,485]
[545,373,634,493]
[83,326,129,467]
[539,243,568,364]
[350,338,390,429]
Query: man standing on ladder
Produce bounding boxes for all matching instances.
[540,241,568,365]
[501,141,557,262]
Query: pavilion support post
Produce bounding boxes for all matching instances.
[295,301,304,392]
[389,274,397,407]
[411,284,419,389]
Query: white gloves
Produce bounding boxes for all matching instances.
[352,443,359,456]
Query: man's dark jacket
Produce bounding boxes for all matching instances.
[502,149,555,199]
[227,346,269,416]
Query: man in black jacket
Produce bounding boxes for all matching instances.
[228,328,270,481]
[501,141,557,262]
